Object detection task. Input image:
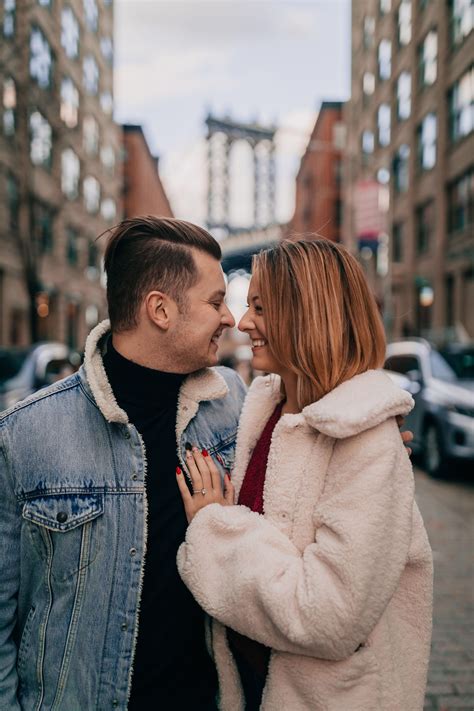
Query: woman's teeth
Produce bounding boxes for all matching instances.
[252,339,267,347]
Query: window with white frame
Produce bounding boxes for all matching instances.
[417,113,437,170]
[30,26,53,89]
[83,176,100,213]
[83,116,99,155]
[30,110,52,168]
[380,0,391,14]
[398,0,412,46]
[3,0,15,37]
[61,148,80,199]
[83,0,98,32]
[60,77,79,128]
[450,0,474,48]
[100,144,115,172]
[100,36,113,63]
[393,144,410,192]
[419,30,437,86]
[61,7,79,59]
[397,71,411,120]
[378,103,391,146]
[449,66,474,141]
[362,129,375,155]
[378,39,391,80]
[363,16,375,49]
[100,91,113,114]
[3,77,16,136]
[363,71,375,97]
[101,198,116,221]
[83,55,99,95]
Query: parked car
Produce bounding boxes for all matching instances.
[384,339,474,478]
[0,343,78,412]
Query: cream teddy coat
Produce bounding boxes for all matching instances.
[177,370,433,711]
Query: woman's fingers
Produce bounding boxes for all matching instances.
[185,448,204,493]
[190,448,213,491]
[176,467,194,522]
[224,473,235,505]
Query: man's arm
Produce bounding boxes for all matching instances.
[0,425,22,709]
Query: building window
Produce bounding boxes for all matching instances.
[418,30,437,87]
[3,0,15,37]
[30,26,53,89]
[87,240,99,271]
[377,103,391,146]
[363,16,375,49]
[362,72,375,102]
[100,36,113,64]
[397,0,412,46]
[38,0,51,6]
[83,0,98,31]
[416,201,435,254]
[60,77,79,128]
[83,55,99,95]
[334,199,343,228]
[7,174,19,230]
[33,202,54,254]
[361,129,375,157]
[83,116,99,155]
[30,110,52,168]
[100,144,115,173]
[449,0,474,48]
[380,0,391,14]
[378,39,391,80]
[447,167,474,234]
[83,176,100,213]
[448,66,474,142]
[3,77,16,136]
[392,222,404,262]
[393,144,410,192]
[417,113,437,170]
[61,7,79,59]
[100,91,113,115]
[66,227,79,266]
[101,197,116,222]
[61,148,80,199]
[396,71,411,120]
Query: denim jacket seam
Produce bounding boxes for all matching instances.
[0,376,81,424]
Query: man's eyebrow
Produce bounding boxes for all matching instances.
[208,289,226,300]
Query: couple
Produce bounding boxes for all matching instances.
[0,216,432,710]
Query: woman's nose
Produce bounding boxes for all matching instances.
[238,309,253,333]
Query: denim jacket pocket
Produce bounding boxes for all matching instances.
[22,492,104,582]
[209,435,236,473]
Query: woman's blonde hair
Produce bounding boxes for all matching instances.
[252,238,386,409]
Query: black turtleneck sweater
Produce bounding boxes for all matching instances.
[103,341,218,710]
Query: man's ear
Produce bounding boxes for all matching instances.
[144,291,174,331]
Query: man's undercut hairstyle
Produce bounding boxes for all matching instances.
[103,216,221,332]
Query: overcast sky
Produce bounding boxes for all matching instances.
[114,0,351,227]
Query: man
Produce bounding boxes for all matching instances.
[0,216,412,710]
[0,217,246,710]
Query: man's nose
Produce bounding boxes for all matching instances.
[222,303,235,328]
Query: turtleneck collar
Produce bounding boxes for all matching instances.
[103,337,186,410]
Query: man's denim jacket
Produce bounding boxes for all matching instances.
[0,320,247,710]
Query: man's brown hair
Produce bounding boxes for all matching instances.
[103,215,221,332]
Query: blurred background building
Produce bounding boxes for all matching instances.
[343,0,473,342]
[0,0,173,349]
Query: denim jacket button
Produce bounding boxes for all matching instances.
[112,700,119,707]
[124,429,131,439]
[56,511,68,524]
[129,547,137,557]
[121,622,128,631]
[131,473,138,481]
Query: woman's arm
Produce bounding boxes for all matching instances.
[177,418,414,660]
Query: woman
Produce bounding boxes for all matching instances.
[175,239,433,711]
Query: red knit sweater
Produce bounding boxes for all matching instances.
[227,401,284,676]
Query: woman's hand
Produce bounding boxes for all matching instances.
[396,416,413,456]
[176,447,235,524]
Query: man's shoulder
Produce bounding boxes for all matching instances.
[214,365,247,400]
[0,372,83,428]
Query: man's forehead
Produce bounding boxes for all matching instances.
[191,250,226,294]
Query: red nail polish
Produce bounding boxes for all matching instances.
[176,466,182,475]
[202,449,209,457]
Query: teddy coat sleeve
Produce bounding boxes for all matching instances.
[177,418,415,661]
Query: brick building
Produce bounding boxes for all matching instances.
[288,101,345,242]
[122,124,174,219]
[0,0,121,348]
[343,0,474,340]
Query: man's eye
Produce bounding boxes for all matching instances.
[211,302,222,310]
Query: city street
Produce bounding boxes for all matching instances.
[415,468,474,711]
